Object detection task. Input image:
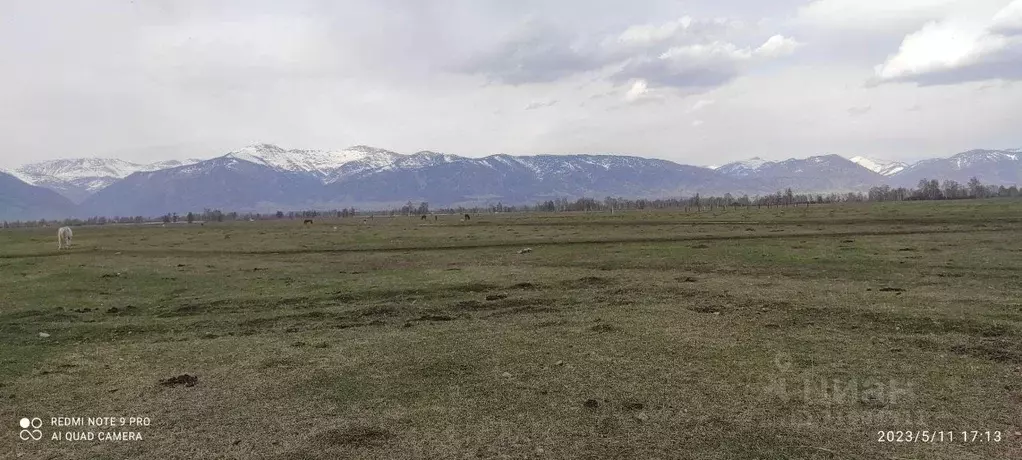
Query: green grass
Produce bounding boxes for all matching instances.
[2,200,1022,459]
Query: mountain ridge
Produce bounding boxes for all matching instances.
[5,157,203,203]
[4,144,1022,219]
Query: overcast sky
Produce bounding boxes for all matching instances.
[2,0,1021,168]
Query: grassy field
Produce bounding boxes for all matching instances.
[2,200,1022,459]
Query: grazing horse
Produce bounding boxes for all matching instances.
[57,226,73,250]
[464,214,471,221]
[421,215,427,220]
[303,219,314,225]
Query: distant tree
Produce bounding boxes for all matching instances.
[162,214,171,224]
[914,179,943,200]
[172,213,178,223]
[942,180,962,199]
[967,176,984,198]
[276,210,284,219]
[186,212,195,224]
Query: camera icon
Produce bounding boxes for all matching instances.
[19,417,43,441]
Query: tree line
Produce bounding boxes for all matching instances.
[3,176,1016,228]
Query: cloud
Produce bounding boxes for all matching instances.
[689,99,715,112]
[611,16,744,49]
[3,0,1020,172]
[756,35,802,58]
[456,15,799,91]
[847,105,872,116]
[691,119,705,127]
[524,99,558,110]
[624,80,650,101]
[619,79,668,106]
[455,20,607,85]
[873,0,1022,85]
[992,0,1022,33]
[795,0,964,32]
[611,35,800,89]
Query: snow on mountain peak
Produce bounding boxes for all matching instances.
[222,144,409,182]
[713,157,776,177]
[738,157,769,168]
[394,151,464,169]
[948,149,1019,170]
[848,155,908,176]
[14,157,207,183]
[2,167,37,185]
[18,158,140,181]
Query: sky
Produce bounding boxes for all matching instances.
[2,0,1021,169]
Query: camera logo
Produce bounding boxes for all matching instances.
[19,417,43,441]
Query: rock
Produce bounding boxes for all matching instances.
[38,332,50,338]
[583,399,600,409]
[501,372,512,378]
[159,374,198,387]
[555,360,565,366]
[517,248,533,254]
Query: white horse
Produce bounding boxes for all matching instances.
[57,226,73,250]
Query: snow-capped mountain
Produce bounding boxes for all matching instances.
[718,155,884,192]
[80,145,734,215]
[141,159,203,172]
[10,144,1022,220]
[715,157,774,177]
[9,157,203,203]
[320,152,730,208]
[890,149,1022,187]
[81,156,324,217]
[223,144,404,182]
[848,156,908,176]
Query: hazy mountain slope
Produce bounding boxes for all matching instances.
[0,172,77,220]
[80,157,324,216]
[890,149,1022,187]
[11,157,203,203]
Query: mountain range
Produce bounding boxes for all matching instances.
[5,157,202,204]
[1,144,1020,220]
